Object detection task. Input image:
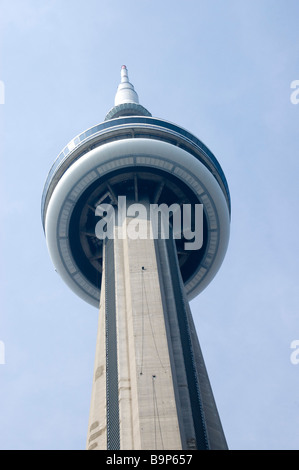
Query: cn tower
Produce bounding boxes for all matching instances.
[41,66,230,450]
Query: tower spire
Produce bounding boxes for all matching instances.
[115,65,139,105]
[104,65,151,120]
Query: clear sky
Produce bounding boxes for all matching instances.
[0,0,299,450]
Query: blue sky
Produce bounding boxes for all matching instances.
[0,0,299,450]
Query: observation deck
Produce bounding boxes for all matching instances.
[42,69,230,308]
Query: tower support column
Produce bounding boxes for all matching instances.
[86,202,227,450]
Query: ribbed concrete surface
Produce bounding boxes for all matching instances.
[86,205,227,450]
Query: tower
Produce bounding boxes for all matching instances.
[41,66,230,450]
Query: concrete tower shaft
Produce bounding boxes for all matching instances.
[86,204,227,450]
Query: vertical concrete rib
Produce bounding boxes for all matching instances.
[114,212,182,450]
[154,236,197,450]
[163,234,228,450]
[86,253,107,450]
[105,237,120,450]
